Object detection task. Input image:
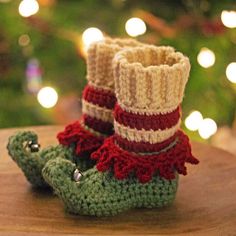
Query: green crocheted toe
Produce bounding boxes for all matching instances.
[7,131,74,187]
[42,157,178,216]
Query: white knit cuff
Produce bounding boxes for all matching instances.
[86,37,143,91]
[113,45,191,114]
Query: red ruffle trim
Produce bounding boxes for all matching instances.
[91,130,199,183]
[57,121,104,156]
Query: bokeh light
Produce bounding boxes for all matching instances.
[18,34,30,47]
[185,111,203,131]
[82,27,104,50]
[198,118,217,139]
[226,62,236,83]
[37,86,58,108]
[221,10,236,28]
[197,48,215,68]
[18,0,39,17]
[125,17,146,37]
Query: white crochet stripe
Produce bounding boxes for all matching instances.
[119,103,179,116]
[88,81,114,93]
[82,99,113,123]
[114,119,181,144]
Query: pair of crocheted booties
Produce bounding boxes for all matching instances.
[8,38,199,216]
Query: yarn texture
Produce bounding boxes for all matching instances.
[43,158,178,216]
[57,121,105,155]
[43,45,199,216]
[7,38,142,187]
[113,46,190,115]
[7,131,74,187]
[92,131,198,183]
[97,45,199,183]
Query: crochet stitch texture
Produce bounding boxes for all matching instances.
[43,158,178,216]
[7,37,142,187]
[42,45,199,216]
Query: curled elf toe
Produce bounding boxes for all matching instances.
[42,157,87,214]
[7,131,73,187]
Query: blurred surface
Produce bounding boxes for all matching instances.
[0,125,236,235]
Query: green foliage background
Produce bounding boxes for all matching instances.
[0,0,235,141]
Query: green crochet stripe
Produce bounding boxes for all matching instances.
[7,131,95,187]
[42,157,178,216]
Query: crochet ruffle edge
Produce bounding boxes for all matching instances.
[91,130,199,183]
[57,121,104,156]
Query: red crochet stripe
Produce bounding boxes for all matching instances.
[57,121,104,156]
[91,130,199,183]
[114,132,178,153]
[114,104,181,130]
[83,85,116,109]
[83,114,114,135]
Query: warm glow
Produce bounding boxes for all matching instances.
[198,118,217,139]
[221,10,236,28]
[82,27,104,50]
[226,62,236,83]
[125,17,146,37]
[19,0,39,17]
[37,87,58,108]
[197,48,215,68]
[185,111,203,131]
[18,34,30,46]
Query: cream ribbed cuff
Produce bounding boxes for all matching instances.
[113,45,191,115]
[86,38,143,91]
[82,99,113,123]
[114,119,181,144]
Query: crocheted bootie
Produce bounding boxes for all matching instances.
[42,45,199,216]
[7,38,141,187]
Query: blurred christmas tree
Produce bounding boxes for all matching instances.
[0,0,235,143]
